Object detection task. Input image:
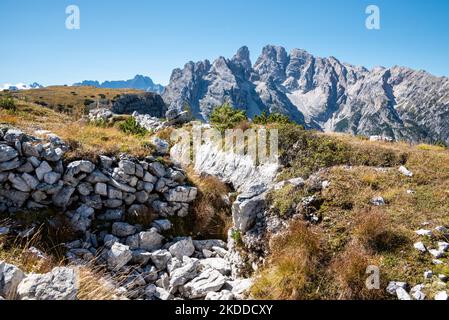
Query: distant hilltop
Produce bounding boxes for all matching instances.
[74,75,164,94]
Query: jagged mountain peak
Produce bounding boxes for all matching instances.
[162,45,449,144]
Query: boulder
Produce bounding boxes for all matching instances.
[200,258,231,276]
[69,205,95,233]
[0,261,25,299]
[145,284,173,300]
[164,186,197,203]
[434,291,448,300]
[410,284,426,300]
[138,229,164,251]
[22,172,39,189]
[193,239,227,251]
[151,137,169,155]
[399,166,413,177]
[95,183,108,196]
[111,92,167,118]
[52,186,75,208]
[169,258,201,287]
[0,158,21,172]
[386,281,408,295]
[107,243,132,270]
[35,161,52,181]
[131,250,152,265]
[17,267,78,300]
[184,268,226,299]
[22,142,40,158]
[8,174,31,192]
[152,219,172,232]
[232,192,266,233]
[77,182,93,196]
[0,189,30,207]
[148,162,166,178]
[112,222,137,237]
[99,155,113,169]
[370,196,385,206]
[0,144,18,162]
[396,287,412,300]
[414,242,427,253]
[43,172,61,185]
[3,129,24,143]
[150,250,172,270]
[119,160,136,176]
[169,237,195,259]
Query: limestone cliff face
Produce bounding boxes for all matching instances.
[163,45,449,144]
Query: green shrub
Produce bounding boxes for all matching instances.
[253,111,293,125]
[118,117,147,136]
[0,97,16,112]
[83,99,95,107]
[210,103,247,132]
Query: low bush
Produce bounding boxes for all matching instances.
[0,96,16,112]
[253,111,293,125]
[210,103,248,132]
[117,117,148,137]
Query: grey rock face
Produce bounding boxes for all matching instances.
[112,222,137,237]
[169,237,195,259]
[111,92,167,118]
[232,192,266,233]
[150,250,172,270]
[164,45,449,144]
[138,229,164,251]
[169,258,201,287]
[0,261,25,299]
[17,267,78,300]
[0,144,18,162]
[164,186,197,203]
[107,243,132,270]
[184,268,226,299]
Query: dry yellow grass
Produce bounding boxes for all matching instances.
[186,167,232,239]
[0,99,156,159]
[252,131,449,300]
[54,122,154,160]
[2,86,142,117]
[251,221,323,300]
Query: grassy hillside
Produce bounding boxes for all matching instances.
[251,124,449,300]
[1,94,448,300]
[0,94,154,159]
[0,86,143,117]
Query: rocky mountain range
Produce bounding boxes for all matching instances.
[75,75,164,94]
[163,45,449,144]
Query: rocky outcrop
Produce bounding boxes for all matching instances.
[163,45,449,145]
[111,92,167,117]
[17,267,78,300]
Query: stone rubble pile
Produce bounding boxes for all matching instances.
[0,127,252,300]
[387,224,449,301]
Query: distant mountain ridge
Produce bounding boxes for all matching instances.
[0,82,43,91]
[162,45,449,145]
[74,75,164,94]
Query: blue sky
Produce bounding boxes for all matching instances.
[1,0,448,86]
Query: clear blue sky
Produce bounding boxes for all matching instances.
[1,0,448,86]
